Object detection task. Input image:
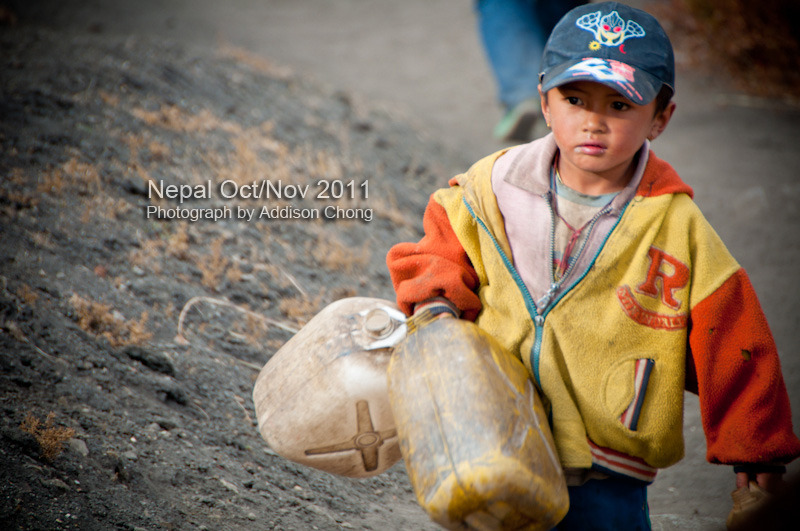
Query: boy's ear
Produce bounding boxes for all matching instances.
[648,101,676,141]
[538,85,550,127]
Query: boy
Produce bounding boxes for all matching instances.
[387,2,800,528]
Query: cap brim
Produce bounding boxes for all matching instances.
[541,59,663,106]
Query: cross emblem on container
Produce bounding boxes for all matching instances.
[304,399,397,472]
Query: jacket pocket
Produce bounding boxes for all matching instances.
[602,357,655,432]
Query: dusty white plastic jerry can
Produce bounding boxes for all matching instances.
[387,311,569,530]
[252,297,406,478]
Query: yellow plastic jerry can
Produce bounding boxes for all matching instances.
[387,312,569,530]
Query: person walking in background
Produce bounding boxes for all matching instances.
[476,0,585,142]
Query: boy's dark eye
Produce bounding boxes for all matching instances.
[566,96,581,105]
[611,101,629,111]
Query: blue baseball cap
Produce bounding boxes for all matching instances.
[539,2,675,105]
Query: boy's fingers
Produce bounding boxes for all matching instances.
[736,471,784,493]
[736,472,749,489]
[756,472,784,493]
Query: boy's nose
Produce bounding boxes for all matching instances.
[582,111,607,134]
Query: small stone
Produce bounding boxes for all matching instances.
[68,438,89,457]
[43,478,70,490]
[124,346,175,376]
[121,450,138,461]
[219,478,239,494]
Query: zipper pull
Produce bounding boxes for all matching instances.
[536,283,560,309]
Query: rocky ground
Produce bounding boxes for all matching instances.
[0,14,456,531]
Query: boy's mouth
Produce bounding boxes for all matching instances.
[576,142,607,155]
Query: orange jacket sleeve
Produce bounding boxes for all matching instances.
[689,268,800,465]
[386,195,482,321]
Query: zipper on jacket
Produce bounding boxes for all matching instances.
[527,191,613,383]
[463,198,544,383]
[546,190,612,297]
[534,191,602,316]
[463,195,630,385]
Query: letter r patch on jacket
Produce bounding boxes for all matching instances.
[617,246,689,331]
[637,247,690,310]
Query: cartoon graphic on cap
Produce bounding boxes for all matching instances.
[566,58,642,101]
[577,10,646,51]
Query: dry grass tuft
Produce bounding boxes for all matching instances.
[69,294,153,346]
[0,168,39,208]
[20,412,76,461]
[98,89,120,107]
[307,149,344,181]
[132,104,242,135]
[225,261,244,284]
[278,289,327,324]
[62,156,102,190]
[227,310,272,347]
[16,284,38,306]
[217,43,293,80]
[166,223,191,260]
[199,237,230,291]
[128,237,164,274]
[309,233,369,273]
[36,166,67,196]
[147,140,170,161]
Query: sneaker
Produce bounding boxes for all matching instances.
[493,97,541,143]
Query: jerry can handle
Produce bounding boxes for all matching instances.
[404,304,458,335]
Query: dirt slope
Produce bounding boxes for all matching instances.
[0,19,451,531]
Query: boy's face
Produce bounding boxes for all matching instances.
[540,81,674,189]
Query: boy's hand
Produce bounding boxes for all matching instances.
[728,472,784,529]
